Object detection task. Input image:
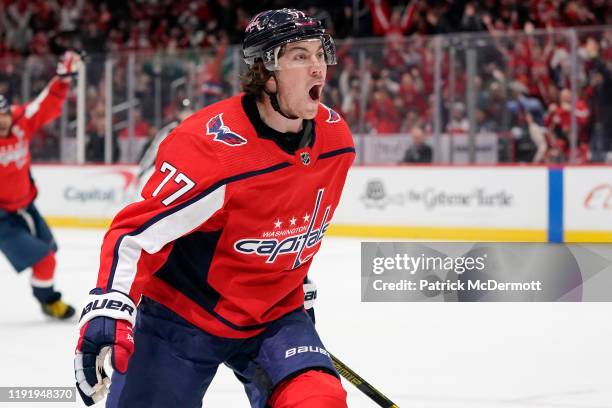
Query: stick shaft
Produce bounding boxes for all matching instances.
[329,353,399,408]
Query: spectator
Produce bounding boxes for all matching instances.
[398,70,426,116]
[366,89,401,134]
[58,0,84,33]
[97,2,112,31]
[81,20,106,54]
[400,108,425,134]
[5,0,33,54]
[584,37,612,162]
[563,1,596,26]
[526,112,548,163]
[337,53,367,128]
[85,103,118,163]
[507,81,545,124]
[401,126,432,163]
[118,108,151,163]
[475,108,498,133]
[30,1,58,33]
[545,88,590,154]
[370,1,418,47]
[446,102,469,135]
[197,35,229,107]
[461,2,485,32]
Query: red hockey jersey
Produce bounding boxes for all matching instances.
[0,78,69,211]
[97,94,355,338]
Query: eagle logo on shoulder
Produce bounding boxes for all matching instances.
[321,103,341,124]
[206,113,247,146]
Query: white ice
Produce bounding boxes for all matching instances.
[1,229,611,407]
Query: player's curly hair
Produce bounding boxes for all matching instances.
[241,61,272,101]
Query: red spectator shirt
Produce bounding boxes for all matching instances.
[118,121,150,139]
[547,100,590,132]
[96,95,355,338]
[0,78,69,211]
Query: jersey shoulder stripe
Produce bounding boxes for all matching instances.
[319,147,356,160]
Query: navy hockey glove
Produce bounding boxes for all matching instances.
[304,278,317,324]
[74,289,136,406]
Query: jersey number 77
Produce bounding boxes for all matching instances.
[151,161,195,206]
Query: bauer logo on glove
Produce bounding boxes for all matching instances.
[80,298,136,322]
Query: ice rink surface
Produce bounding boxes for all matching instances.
[1,228,611,408]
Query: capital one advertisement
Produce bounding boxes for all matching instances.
[564,167,612,241]
[30,165,139,223]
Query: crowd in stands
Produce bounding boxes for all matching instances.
[2,0,611,56]
[345,25,612,164]
[0,0,611,163]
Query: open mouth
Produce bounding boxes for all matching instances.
[308,85,322,101]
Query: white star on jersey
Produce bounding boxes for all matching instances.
[289,217,297,226]
[274,219,282,229]
[303,213,310,223]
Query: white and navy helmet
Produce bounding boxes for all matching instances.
[242,9,337,71]
[0,95,9,114]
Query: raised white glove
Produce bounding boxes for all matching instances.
[56,50,83,78]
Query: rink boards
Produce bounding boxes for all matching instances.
[31,164,612,243]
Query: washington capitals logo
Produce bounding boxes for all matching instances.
[234,189,330,268]
[206,113,247,146]
[0,125,28,168]
[322,103,341,123]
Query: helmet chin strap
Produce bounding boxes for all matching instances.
[265,75,300,120]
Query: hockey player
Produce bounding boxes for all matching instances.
[75,9,354,408]
[0,51,81,319]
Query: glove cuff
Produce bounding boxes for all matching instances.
[303,280,317,310]
[78,290,137,329]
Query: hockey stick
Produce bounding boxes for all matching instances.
[329,353,399,408]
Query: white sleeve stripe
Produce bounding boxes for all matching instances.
[110,184,226,294]
[25,84,51,119]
